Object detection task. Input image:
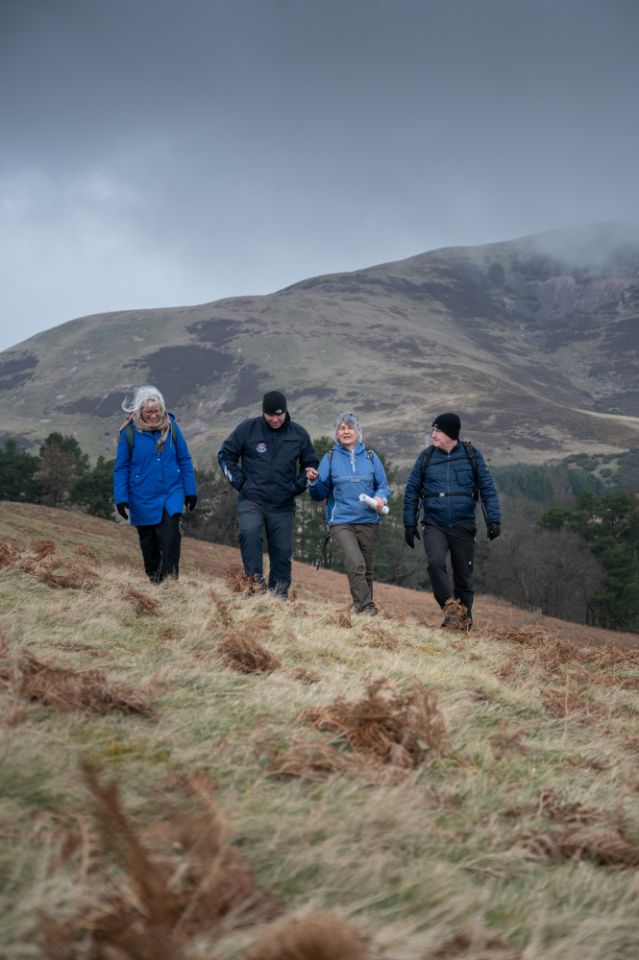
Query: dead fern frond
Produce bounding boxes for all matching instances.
[122,586,160,616]
[301,678,449,766]
[331,610,352,629]
[357,626,400,651]
[75,543,98,562]
[422,928,521,959]
[217,628,280,674]
[30,539,58,560]
[490,721,528,759]
[492,624,551,646]
[225,565,266,597]
[12,651,155,717]
[244,911,372,960]
[0,541,19,567]
[210,588,234,625]
[517,825,639,867]
[291,667,322,684]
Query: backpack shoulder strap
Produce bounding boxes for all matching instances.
[461,441,480,500]
[419,445,435,486]
[124,423,134,453]
[170,420,177,444]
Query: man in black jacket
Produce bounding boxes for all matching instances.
[218,391,319,597]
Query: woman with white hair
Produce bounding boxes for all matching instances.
[113,385,197,582]
[309,412,391,616]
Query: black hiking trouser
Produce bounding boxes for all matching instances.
[423,522,475,614]
[136,509,182,582]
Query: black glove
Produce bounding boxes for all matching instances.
[487,522,501,541]
[116,502,129,520]
[404,525,421,549]
[185,494,198,512]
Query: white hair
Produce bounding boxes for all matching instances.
[122,385,166,416]
[333,411,363,443]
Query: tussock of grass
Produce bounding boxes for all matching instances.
[1,512,639,959]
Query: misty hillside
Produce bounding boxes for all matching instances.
[2,223,639,468]
[2,501,639,959]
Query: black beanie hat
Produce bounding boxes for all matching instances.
[432,412,461,440]
[262,390,287,415]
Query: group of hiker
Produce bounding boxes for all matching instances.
[113,386,501,629]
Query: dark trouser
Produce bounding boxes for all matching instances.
[136,510,182,582]
[330,523,381,612]
[238,500,295,597]
[423,523,475,613]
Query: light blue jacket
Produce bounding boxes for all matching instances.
[309,442,391,525]
[113,415,197,526]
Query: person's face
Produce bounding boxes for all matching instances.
[336,421,358,449]
[141,400,163,426]
[264,412,286,430]
[431,426,456,451]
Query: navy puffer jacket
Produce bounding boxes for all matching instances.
[403,443,500,529]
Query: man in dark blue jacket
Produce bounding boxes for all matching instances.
[403,413,500,628]
[218,391,319,597]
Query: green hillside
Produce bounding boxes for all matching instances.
[1,225,639,468]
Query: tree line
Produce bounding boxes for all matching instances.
[1,434,637,632]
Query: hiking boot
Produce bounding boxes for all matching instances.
[359,603,379,617]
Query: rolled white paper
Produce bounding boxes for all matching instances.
[359,493,389,515]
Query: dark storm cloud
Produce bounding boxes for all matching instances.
[1,0,638,349]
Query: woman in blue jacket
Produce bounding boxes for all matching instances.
[113,385,197,582]
[309,412,391,616]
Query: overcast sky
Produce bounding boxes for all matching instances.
[1,0,638,351]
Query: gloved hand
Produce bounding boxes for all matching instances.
[404,525,420,549]
[185,494,198,512]
[487,522,501,541]
[116,502,129,520]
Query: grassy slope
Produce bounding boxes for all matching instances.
[1,504,639,959]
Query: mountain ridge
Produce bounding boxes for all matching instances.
[2,223,638,468]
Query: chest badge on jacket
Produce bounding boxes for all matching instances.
[256,443,267,453]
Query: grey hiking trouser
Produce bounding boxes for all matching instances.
[330,523,380,612]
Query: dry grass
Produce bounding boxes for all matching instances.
[2,505,639,960]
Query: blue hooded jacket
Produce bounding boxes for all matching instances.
[403,442,500,529]
[113,415,197,526]
[309,441,392,525]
